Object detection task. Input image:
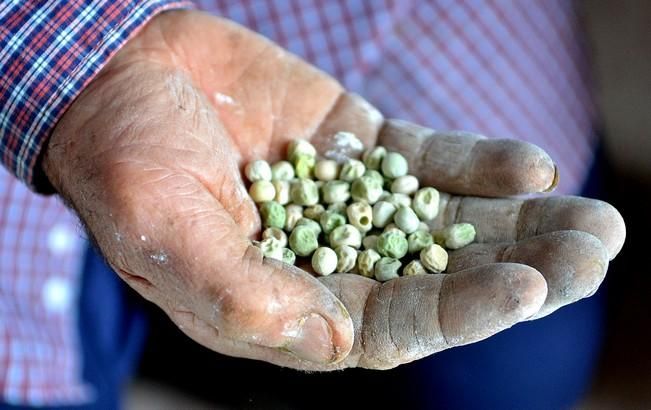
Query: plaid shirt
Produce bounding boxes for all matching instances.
[0,0,596,406]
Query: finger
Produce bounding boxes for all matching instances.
[167,263,546,371]
[447,230,609,319]
[378,119,558,196]
[161,273,376,370]
[427,194,626,260]
[351,263,546,369]
[111,175,353,365]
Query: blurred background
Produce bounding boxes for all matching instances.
[121,1,651,409]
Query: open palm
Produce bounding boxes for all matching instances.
[43,10,625,370]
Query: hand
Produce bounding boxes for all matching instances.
[43,10,625,370]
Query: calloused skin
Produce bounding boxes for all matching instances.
[43,10,625,370]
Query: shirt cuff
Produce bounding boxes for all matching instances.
[0,0,195,193]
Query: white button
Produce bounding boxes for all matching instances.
[47,224,75,254]
[42,277,72,313]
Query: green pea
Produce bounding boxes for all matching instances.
[320,211,346,235]
[362,146,387,171]
[351,175,383,204]
[270,160,295,181]
[363,169,385,186]
[381,152,408,178]
[372,201,397,228]
[289,225,319,257]
[335,245,357,273]
[374,257,401,282]
[376,231,408,259]
[403,260,427,276]
[329,224,362,249]
[287,139,317,162]
[290,178,319,206]
[259,201,286,229]
[259,237,283,261]
[322,180,351,204]
[339,159,366,182]
[443,223,476,249]
[327,202,348,216]
[408,230,433,254]
[412,187,440,221]
[362,234,378,250]
[282,248,296,265]
[293,154,316,179]
[303,204,325,221]
[357,249,381,278]
[312,247,338,276]
[386,193,412,209]
[295,218,322,237]
[394,206,420,234]
[346,202,373,233]
[420,244,448,273]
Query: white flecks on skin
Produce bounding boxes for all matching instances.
[281,323,300,339]
[334,131,364,150]
[324,131,364,163]
[214,92,236,105]
[266,299,283,314]
[140,235,147,241]
[149,250,168,265]
[114,232,122,242]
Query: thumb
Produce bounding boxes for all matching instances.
[118,177,354,365]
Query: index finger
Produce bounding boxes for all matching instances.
[378,119,558,197]
[308,94,558,197]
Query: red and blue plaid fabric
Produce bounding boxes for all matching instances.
[0,0,192,405]
[0,0,596,406]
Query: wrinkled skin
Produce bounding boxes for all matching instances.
[43,10,626,370]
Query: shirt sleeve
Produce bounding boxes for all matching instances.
[0,0,194,192]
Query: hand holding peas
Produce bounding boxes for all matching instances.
[42,11,625,372]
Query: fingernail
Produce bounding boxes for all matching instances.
[286,314,336,364]
[543,164,559,192]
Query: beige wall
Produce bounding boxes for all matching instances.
[582,1,651,178]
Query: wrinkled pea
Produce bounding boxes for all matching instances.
[262,227,287,248]
[408,230,433,254]
[320,210,346,235]
[362,146,386,171]
[295,217,322,236]
[346,202,373,233]
[339,159,366,182]
[284,204,303,231]
[259,201,286,229]
[335,245,357,273]
[357,249,381,278]
[289,225,319,256]
[376,231,408,259]
[290,178,319,206]
[329,224,362,249]
[303,204,325,221]
[412,187,440,221]
[351,175,383,204]
[374,257,401,282]
[271,160,295,181]
[322,180,351,204]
